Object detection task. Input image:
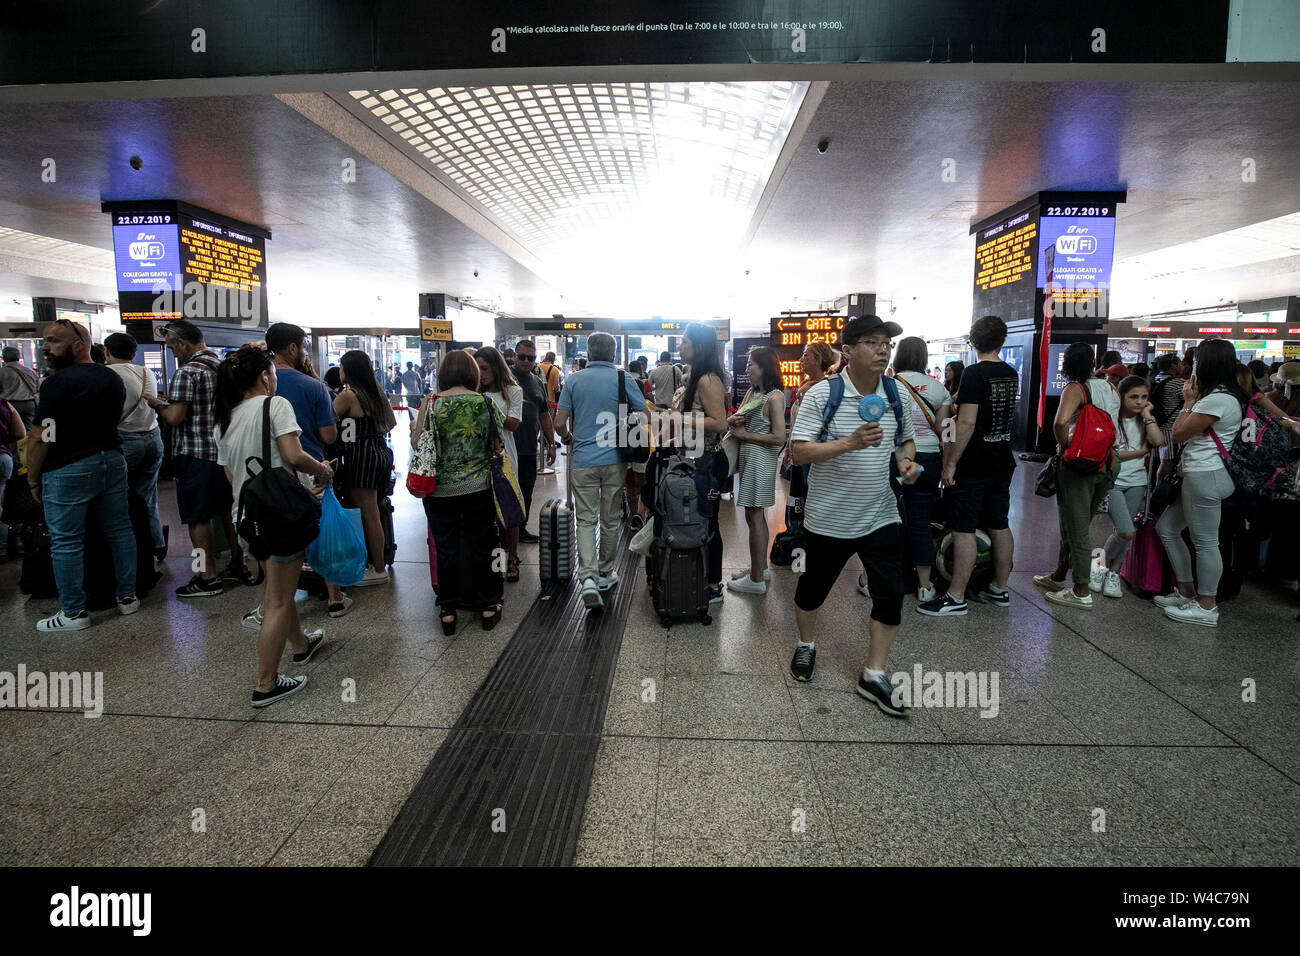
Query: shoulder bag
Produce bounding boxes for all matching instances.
[484,395,526,529]
[406,394,439,498]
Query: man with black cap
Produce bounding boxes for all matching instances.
[788,314,922,715]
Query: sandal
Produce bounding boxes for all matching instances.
[506,558,521,583]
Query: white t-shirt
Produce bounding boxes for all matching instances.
[895,371,950,454]
[110,362,159,433]
[789,373,917,539]
[1180,389,1242,474]
[215,395,303,523]
[486,383,524,473]
[1113,416,1147,488]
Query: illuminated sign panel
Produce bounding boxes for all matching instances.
[769,315,845,348]
[971,206,1040,324]
[1136,326,1171,333]
[523,320,595,331]
[106,202,270,325]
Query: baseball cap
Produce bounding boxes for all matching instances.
[1098,364,1128,377]
[842,314,903,344]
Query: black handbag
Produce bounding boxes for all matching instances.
[1035,456,1060,498]
[1145,445,1184,521]
[616,369,651,464]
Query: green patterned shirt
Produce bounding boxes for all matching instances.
[430,393,500,497]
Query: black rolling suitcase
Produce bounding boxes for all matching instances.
[646,539,711,628]
[83,490,160,610]
[539,452,575,584]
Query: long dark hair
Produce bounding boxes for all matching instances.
[474,346,516,401]
[747,345,782,393]
[215,344,272,434]
[681,323,723,410]
[944,360,965,392]
[1062,342,1096,383]
[340,349,385,423]
[1194,338,1249,410]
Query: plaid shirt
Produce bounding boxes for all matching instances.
[168,348,221,460]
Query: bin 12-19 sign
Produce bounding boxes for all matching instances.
[770,314,844,389]
[770,314,844,347]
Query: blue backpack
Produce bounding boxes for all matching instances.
[816,374,906,446]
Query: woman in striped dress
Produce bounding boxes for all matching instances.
[727,346,788,595]
[333,350,397,581]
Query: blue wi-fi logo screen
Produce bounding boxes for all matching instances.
[1036,215,1116,289]
[112,222,182,293]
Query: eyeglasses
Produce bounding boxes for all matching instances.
[850,339,894,353]
[515,354,536,363]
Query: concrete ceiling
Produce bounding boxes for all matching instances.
[1,74,1299,337]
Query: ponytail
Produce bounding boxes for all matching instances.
[215,344,272,434]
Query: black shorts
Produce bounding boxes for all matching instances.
[946,466,1014,533]
[174,454,233,526]
[794,524,904,625]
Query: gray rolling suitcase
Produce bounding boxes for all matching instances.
[539,449,575,584]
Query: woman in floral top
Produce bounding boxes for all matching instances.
[412,349,505,634]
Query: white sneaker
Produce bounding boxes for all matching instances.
[117,596,141,616]
[36,610,91,632]
[241,607,263,630]
[1153,592,1193,609]
[1102,571,1123,599]
[1045,588,1093,609]
[857,573,871,597]
[1089,566,1106,592]
[731,569,772,582]
[597,571,618,592]
[1164,602,1219,627]
[581,576,604,610]
[353,566,389,587]
[328,594,353,618]
[917,584,937,603]
[727,576,767,595]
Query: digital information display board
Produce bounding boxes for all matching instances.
[1036,204,1117,318]
[523,320,595,332]
[971,193,1122,329]
[105,202,270,326]
[972,207,1039,325]
[769,315,846,389]
[770,314,845,348]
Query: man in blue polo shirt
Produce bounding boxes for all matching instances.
[553,332,647,611]
[265,324,368,621]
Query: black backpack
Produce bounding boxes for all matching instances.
[235,397,322,560]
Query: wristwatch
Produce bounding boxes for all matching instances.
[1141,417,1157,425]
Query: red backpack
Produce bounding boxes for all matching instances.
[1061,382,1116,474]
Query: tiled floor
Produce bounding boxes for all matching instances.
[2,459,1297,866]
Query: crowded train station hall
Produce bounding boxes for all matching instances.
[0,0,1296,921]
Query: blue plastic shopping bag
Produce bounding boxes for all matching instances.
[307,488,368,587]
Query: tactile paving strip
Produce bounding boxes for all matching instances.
[369,538,641,866]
